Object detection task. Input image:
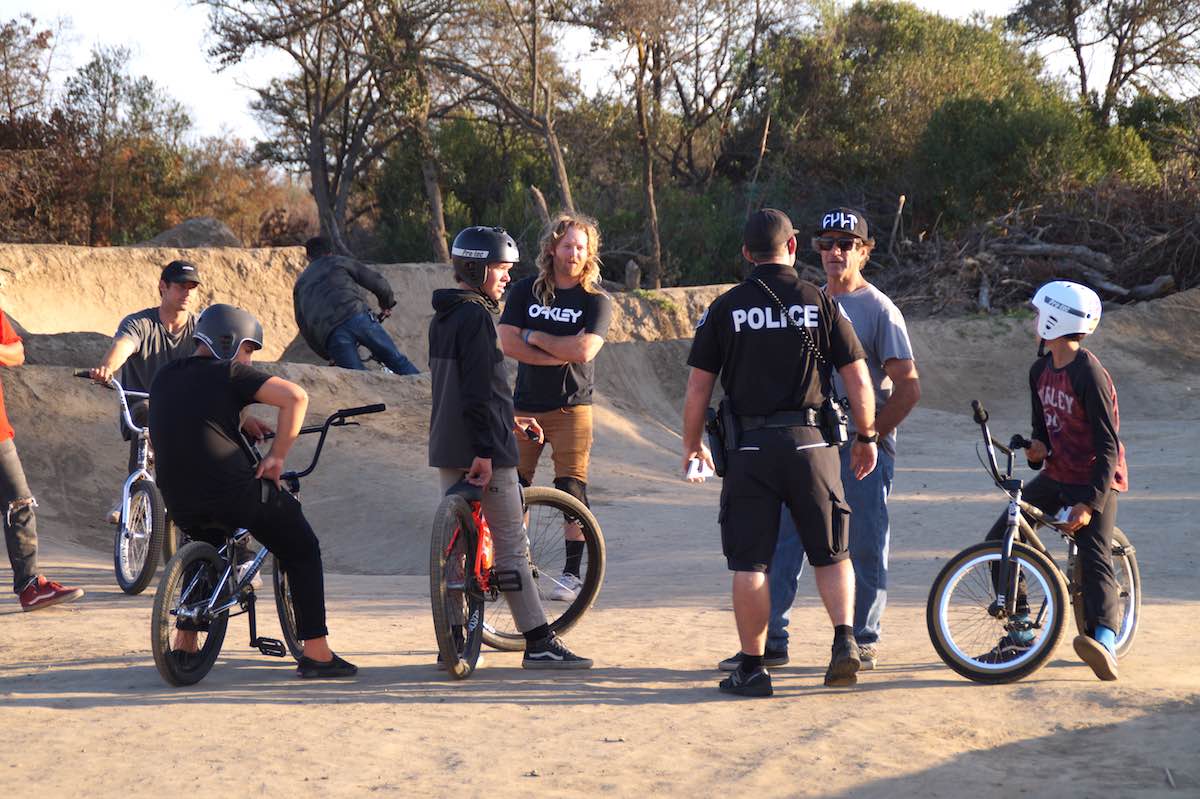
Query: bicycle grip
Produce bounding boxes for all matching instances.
[337,403,386,418]
[971,400,988,424]
[72,369,91,379]
[1009,434,1033,450]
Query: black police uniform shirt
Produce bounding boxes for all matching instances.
[149,356,272,524]
[499,276,614,412]
[687,263,865,416]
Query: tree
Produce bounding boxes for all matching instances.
[0,14,64,123]
[1008,0,1200,123]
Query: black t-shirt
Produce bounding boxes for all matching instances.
[687,264,865,416]
[499,276,614,411]
[149,356,272,523]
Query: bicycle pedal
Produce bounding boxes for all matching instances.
[492,569,523,592]
[253,637,287,657]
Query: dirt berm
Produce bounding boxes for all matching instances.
[0,243,1196,575]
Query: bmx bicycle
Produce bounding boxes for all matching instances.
[925,400,1140,683]
[150,403,385,686]
[430,479,606,679]
[74,369,178,594]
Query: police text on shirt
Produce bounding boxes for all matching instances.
[731,304,820,332]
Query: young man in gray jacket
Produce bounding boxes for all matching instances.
[428,225,592,669]
[293,237,419,374]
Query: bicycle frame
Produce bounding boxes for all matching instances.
[444,501,498,596]
[971,400,1073,623]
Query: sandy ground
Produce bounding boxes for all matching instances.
[0,246,1197,796]
[1,406,1197,798]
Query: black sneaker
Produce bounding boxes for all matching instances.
[297,653,358,679]
[976,634,1034,664]
[718,647,789,672]
[522,635,593,670]
[718,667,774,697]
[824,637,861,687]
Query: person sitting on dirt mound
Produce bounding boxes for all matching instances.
[429,225,592,669]
[293,236,419,375]
[149,304,356,679]
[983,280,1128,681]
[0,306,85,611]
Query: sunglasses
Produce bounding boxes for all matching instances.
[813,237,859,252]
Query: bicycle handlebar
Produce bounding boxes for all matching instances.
[74,369,149,432]
[269,404,387,485]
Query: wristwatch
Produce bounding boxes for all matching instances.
[855,432,879,444]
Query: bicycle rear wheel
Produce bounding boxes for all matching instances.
[114,479,166,595]
[926,540,1068,683]
[429,494,484,679]
[481,487,606,652]
[151,542,229,686]
[1071,526,1140,658]
[273,556,304,661]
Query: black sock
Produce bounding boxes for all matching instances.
[523,623,551,644]
[564,540,585,577]
[739,653,764,674]
[834,624,854,641]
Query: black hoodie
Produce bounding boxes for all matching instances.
[427,288,518,468]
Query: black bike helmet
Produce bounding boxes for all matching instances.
[194,304,264,360]
[450,226,520,288]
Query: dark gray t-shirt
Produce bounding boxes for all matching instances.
[115,308,197,392]
[829,283,914,456]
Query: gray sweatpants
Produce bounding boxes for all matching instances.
[438,467,547,633]
[0,437,39,592]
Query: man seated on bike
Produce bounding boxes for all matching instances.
[984,280,1127,681]
[428,225,592,669]
[149,304,356,678]
[293,236,420,375]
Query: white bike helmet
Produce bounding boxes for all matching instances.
[1032,281,1102,340]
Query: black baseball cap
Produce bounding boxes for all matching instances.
[815,207,869,240]
[743,208,798,253]
[161,260,203,285]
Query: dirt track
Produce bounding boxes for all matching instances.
[0,246,1197,796]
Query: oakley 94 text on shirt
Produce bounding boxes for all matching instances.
[499,277,614,412]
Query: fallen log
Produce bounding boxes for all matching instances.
[986,242,1115,273]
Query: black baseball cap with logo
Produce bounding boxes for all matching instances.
[743,208,798,253]
[815,207,870,240]
[160,260,203,285]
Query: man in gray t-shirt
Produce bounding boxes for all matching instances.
[718,208,922,675]
[92,261,207,521]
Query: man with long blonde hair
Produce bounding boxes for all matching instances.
[498,212,613,602]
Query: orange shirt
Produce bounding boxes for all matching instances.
[0,310,20,440]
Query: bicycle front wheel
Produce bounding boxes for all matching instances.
[1071,526,1140,658]
[114,479,166,595]
[273,556,304,661]
[151,542,229,686]
[927,540,1068,684]
[481,487,606,652]
[429,494,484,679]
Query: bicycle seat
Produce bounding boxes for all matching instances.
[445,480,483,503]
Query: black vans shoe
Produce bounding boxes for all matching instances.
[522,635,593,670]
[297,653,358,679]
[719,667,774,697]
[717,647,789,672]
[824,637,861,687]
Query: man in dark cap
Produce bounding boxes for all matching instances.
[682,208,879,697]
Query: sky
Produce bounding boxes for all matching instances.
[2,0,1044,143]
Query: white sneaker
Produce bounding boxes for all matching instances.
[544,572,583,602]
[236,560,264,590]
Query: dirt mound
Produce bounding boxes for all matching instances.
[134,217,243,248]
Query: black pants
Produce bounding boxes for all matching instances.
[985,473,1120,634]
[178,480,328,640]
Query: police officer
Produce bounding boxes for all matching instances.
[682,208,879,697]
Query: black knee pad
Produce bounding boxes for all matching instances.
[553,477,589,508]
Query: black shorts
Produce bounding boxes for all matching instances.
[718,428,850,572]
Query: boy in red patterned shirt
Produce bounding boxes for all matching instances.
[0,309,85,611]
[984,281,1126,680]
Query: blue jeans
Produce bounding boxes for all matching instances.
[767,446,894,650]
[326,312,419,375]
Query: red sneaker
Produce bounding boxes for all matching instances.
[18,576,84,612]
